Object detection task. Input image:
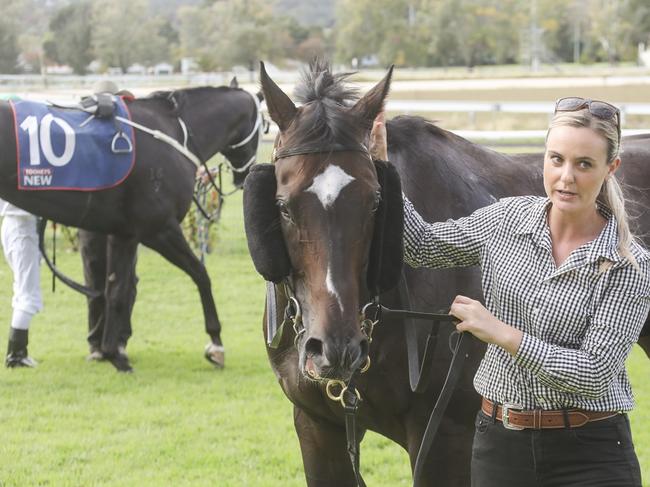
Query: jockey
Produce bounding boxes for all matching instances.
[1,199,42,368]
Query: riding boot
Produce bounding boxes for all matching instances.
[5,328,37,368]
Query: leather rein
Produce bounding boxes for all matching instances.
[271,143,471,487]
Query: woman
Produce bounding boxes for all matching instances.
[371,98,649,487]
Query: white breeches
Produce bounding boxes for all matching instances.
[1,214,43,323]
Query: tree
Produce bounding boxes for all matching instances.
[91,0,170,72]
[0,19,19,73]
[44,2,93,74]
[178,0,284,71]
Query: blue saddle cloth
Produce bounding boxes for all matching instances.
[11,97,135,191]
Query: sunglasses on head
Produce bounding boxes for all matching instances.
[554,96,621,142]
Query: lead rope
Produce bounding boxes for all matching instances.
[342,370,364,487]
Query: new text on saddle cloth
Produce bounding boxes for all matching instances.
[10,96,135,191]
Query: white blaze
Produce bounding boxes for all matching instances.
[326,266,344,312]
[306,164,355,209]
[306,164,354,312]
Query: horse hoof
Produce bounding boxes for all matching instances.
[108,353,133,373]
[204,343,225,369]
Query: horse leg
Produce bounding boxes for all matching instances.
[101,234,138,372]
[80,230,138,361]
[141,221,224,368]
[293,406,366,487]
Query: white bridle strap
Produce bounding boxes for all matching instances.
[114,115,202,168]
[228,91,262,149]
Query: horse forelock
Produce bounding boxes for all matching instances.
[294,59,359,106]
[289,100,363,150]
[283,59,364,150]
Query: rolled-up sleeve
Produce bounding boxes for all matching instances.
[515,262,650,399]
[403,195,506,269]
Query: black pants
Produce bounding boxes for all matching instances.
[471,410,642,487]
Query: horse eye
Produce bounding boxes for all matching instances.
[276,200,293,222]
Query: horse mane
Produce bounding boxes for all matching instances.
[387,115,518,173]
[146,86,242,115]
[388,115,482,160]
[387,115,544,212]
[290,59,365,148]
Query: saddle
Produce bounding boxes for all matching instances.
[80,93,117,119]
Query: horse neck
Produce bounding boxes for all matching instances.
[184,89,252,161]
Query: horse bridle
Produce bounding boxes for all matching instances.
[272,142,471,487]
[272,141,370,162]
[224,91,265,174]
[270,139,377,376]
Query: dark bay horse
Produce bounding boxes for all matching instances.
[0,84,263,371]
[245,61,650,486]
[386,116,650,358]
[246,61,475,486]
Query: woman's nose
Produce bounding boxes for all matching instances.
[559,163,575,183]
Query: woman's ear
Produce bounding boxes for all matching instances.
[608,156,621,178]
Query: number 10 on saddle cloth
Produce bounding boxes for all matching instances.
[10,98,135,191]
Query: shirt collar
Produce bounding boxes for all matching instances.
[514,197,550,237]
[586,205,622,264]
[513,197,623,264]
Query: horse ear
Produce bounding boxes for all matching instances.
[260,61,297,132]
[350,65,393,130]
[230,77,238,88]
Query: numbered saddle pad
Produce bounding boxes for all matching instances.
[10,98,135,191]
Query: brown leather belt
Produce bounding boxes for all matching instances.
[481,397,619,430]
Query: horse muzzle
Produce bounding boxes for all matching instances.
[301,332,369,382]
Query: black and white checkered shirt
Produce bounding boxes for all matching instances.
[404,195,650,411]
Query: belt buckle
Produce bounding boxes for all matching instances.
[502,403,525,430]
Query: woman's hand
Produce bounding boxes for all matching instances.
[370,112,388,160]
[450,295,523,356]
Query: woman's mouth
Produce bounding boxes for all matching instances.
[556,189,577,199]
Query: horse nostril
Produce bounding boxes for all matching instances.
[305,337,323,358]
[350,337,369,369]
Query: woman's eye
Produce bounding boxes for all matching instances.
[578,160,592,169]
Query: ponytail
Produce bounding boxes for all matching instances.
[600,176,639,270]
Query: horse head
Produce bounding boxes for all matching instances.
[245,60,403,382]
[166,85,264,188]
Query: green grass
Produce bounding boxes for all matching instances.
[0,150,648,486]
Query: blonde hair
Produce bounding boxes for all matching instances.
[547,108,638,268]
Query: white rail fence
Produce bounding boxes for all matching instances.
[260,100,650,145]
